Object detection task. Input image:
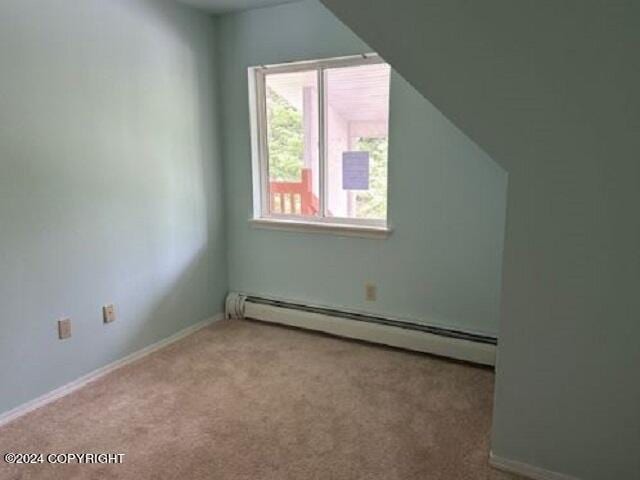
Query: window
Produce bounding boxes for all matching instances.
[249,55,391,235]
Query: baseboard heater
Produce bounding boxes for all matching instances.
[225,293,496,366]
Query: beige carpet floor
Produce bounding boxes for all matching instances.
[0,319,522,480]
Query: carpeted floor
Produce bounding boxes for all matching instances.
[0,319,522,480]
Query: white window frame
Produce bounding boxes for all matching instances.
[247,54,392,238]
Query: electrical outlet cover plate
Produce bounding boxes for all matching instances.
[103,304,116,323]
[58,318,71,339]
[365,283,377,301]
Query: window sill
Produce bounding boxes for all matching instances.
[249,218,392,239]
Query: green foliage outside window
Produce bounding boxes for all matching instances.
[355,137,388,219]
[266,87,303,182]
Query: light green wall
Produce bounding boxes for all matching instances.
[318,1,640,478]
[0,0,227,414]
[218,1,508,336]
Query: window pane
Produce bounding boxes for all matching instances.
[325,63,390,221]
[265,70,319,216]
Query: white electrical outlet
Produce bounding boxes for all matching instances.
[365,283,377,301]
[58,318,72,339]
[103,304,116,323]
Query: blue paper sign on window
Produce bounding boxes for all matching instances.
[342,151,370,190]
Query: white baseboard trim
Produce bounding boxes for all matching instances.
[0,314,224,428]
[490,452,581,480]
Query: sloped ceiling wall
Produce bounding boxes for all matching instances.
[319,1,640,478]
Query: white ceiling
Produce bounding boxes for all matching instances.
[177,0,299,14]
[268,64,391,124]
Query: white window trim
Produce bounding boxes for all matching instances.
[249,217,390,239]
[247,54,392,238]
